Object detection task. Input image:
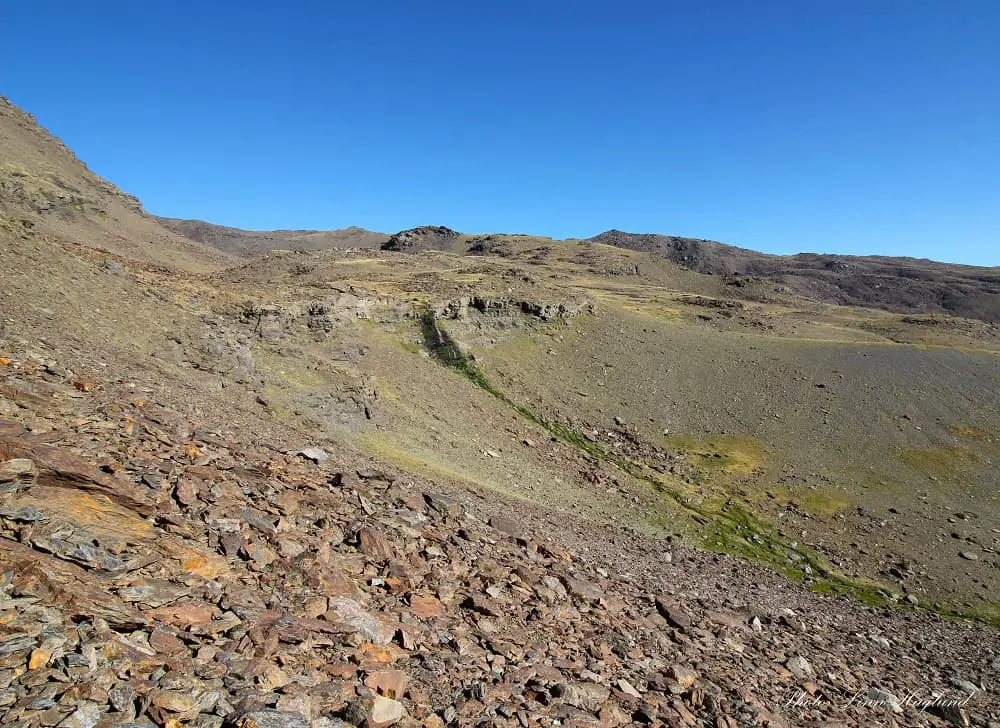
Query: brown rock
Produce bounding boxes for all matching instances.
[324,597,395,644]
[259,664,291,691]
[311,567,359,598]
[174,478,200,506]
[149,627,187,655]
[151,689,195,713]
[365,669,409,698]
[599,702,631,727]
[556,682,611,712]
[358,642,403,666]
[0,457,36,483]
[564,576,604,603]
[28,646,51,669]
[462,593,502,617]
[488,514,522,537]
[667,664,697,689]
[146,602,216,628]
[655,598,692,631]
[278,538,307,559]
[233,710,309,728]
[358,527,394,560]
[424,492,463,518]
[409,594,446,619]
[244,541,278,569]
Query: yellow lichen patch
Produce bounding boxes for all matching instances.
[949,424,990,441]
[663,433,768,479]
[12,488,154,543]
[899,445,974,480]
[161,543,229,579]
[767,487,851,517]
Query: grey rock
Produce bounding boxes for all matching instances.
[109,684,136,713]
[0,635,35,656]
[228,710,309,728]
[58,701,101,728]
[785,655,813,679]
[99,259,125,275]
[298,447,329,463]
[554,682,611,712]
[0,504,46,522]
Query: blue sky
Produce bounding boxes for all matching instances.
[3,1,998,264]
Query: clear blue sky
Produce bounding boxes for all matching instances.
[3,2,998,264]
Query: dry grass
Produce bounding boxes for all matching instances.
[949,424,991,441]
[899,445,974,479]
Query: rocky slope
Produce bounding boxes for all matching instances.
[1,98,999,728]
[0,98,234,273]
[0,344,997,728]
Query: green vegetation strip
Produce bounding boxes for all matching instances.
[418,310,999,627]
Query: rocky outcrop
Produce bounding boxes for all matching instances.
[380,226,460,253]
[239,295,411,341]
[436,295,594,322]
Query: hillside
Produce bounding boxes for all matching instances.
[591,229,1000,323]
[156,211,1000,325]
[0,97,998,727]
[0,97,234,273]
[155,217,389,255]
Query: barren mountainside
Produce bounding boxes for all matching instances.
[154,217,389,255]
[590,230,1000,323]
[1,97,999,728]
[158,220,1000,324]
[0,97,235,273]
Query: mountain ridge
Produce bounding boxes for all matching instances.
[157,216,1000,322]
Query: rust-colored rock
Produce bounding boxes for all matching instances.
[408,594,446,619]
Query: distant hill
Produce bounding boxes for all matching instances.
[155,217,388,255]
[590,229,1000,322]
